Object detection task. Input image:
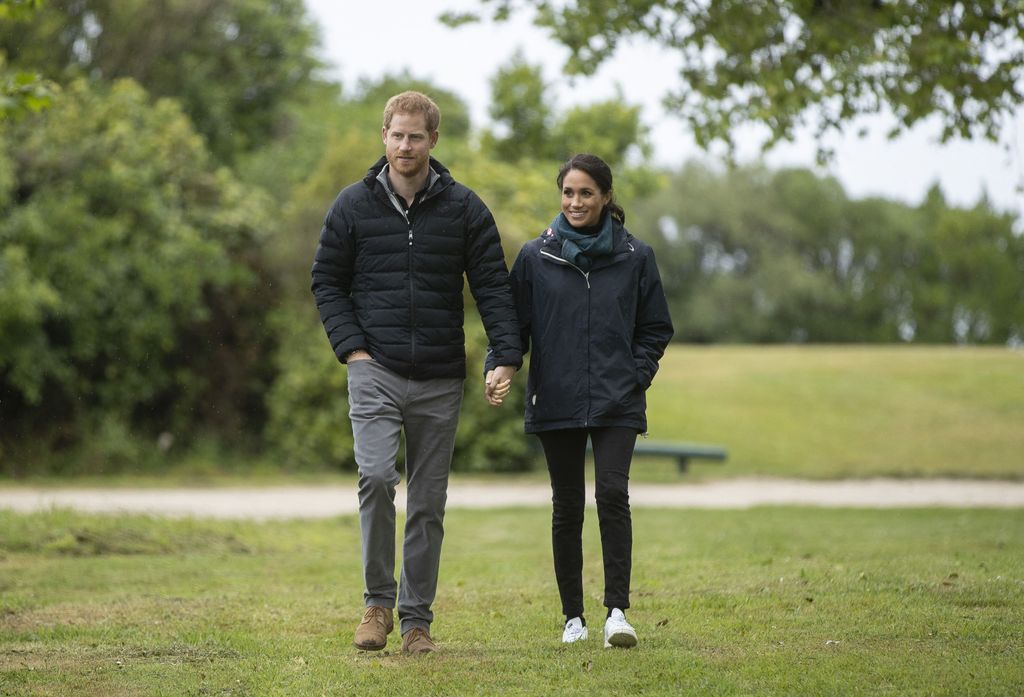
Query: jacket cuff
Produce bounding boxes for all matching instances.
[483,348,522,375]
[336,338,367,364]
[483,347,497,376]
[635,360,653,390]
[491,352,523,371]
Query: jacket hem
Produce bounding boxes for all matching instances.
[525,418,646,435]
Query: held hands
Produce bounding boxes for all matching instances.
[485,365,516,406]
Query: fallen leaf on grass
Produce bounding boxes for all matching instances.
[656,618,669,627]
[825,640,840,647]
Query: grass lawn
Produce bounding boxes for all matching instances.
[2,506,1022,695]
[645,345,1024,480]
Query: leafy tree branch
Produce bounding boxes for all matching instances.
[444,1,1024,160]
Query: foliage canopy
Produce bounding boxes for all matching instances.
[0,79,276,470]
[444,1,1024,159]
[0,0,320,162]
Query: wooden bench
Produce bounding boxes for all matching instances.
[586,440,728,473]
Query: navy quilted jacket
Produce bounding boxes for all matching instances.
[312,156,521,379]
[491,219,673,434]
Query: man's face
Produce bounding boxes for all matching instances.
[382,112,438,179]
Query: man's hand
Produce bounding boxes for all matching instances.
[484,365,516,406]
[346,349,372,362]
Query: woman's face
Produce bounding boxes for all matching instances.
[561,168,611,228]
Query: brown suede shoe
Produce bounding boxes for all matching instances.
[353,605,394,651]
[401,626,437,654]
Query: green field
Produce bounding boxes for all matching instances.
[2,345,1021,487]
[643,345,1024,480]
[2,506,1022,695]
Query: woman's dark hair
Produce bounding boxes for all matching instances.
[556,153,626,224]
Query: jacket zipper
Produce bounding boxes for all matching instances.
[539,249,591,424]
[380,189,419,370]
[407,212,415,368]
[539,250,590,287]
[585,265,591,427]
[379,171,451,373]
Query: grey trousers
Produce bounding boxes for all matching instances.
[346,358,463,635]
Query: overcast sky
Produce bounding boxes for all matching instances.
[305,0,1024,217]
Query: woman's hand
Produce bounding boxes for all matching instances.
[485,366,516,406]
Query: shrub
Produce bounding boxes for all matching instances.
[0,79,277,474]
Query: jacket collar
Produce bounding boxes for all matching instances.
[363,156,453,217]
[363,155,452,192]
[375,162,440,194]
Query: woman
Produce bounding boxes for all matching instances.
[487,154,674,647]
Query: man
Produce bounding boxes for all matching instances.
[311,91,520,654]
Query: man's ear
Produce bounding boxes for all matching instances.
[429,131,439,149]
[381,126,388,145]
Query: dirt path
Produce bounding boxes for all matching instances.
[2,478,1023,520]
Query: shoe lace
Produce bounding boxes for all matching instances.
[364,606,388,626]
[407,627,432,645]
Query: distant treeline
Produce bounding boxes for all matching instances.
[639,163,1024,345]
[1,1,1021,475]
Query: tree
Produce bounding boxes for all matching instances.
[0,79,277,473]
[909,187,1024,342]
[0,0,320,162]
[0,0,41,17]
[482,51,651,169]
[634,162,866,342]
[638,162,871,341]
[445,1,1024,159]
[551,93,652,166]
[0,0,56,119]
[485,51,553,161]
[633,161,1024,344]
[0,59,55,118]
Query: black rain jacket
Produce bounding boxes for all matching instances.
[493,218,674,433]
[312,156,521,379]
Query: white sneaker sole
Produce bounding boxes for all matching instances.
[604,629,638,648]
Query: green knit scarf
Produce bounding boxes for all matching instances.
[552,210,614,271]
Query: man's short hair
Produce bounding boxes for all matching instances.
[383,91,441,132]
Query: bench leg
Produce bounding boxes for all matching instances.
[676,456,690,474]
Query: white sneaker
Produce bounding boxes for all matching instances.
[603,609,637,648]
[562,617,589,643]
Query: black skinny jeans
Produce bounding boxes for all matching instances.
[537,427,636,620]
